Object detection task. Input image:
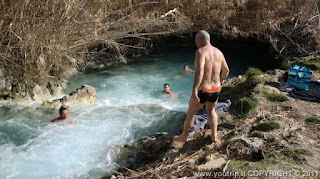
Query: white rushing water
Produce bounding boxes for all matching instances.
[0,48,196,178]
[0,45,268,178]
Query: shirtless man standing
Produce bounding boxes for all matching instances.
[174,30,229,143]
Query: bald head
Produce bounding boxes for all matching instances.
[196,30,210,42]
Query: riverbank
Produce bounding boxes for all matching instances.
[109,67,320,178]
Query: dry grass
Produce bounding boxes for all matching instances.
[0,0,191,95]
[0,0,318,96]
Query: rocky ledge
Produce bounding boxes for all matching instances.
[42,85,96,108]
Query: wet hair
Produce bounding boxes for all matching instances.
[164,83,170,87]
[59,105,68,115]
[196,30,210,41]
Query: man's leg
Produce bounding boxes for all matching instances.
[174,98,204,142]
[206,101,218,142]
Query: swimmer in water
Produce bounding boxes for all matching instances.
[162,83,174,99]
[51,105,73,123]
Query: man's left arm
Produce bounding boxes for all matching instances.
[192,50,205,102]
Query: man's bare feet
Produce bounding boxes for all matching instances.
[210,134,217,142]
[173,135,189,142]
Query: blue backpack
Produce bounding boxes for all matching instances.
[288,65,312,90]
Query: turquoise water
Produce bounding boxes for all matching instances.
[0,46,269,178]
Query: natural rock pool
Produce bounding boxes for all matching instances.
[0,42,274,178]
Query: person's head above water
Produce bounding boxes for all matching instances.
[184,65,189,70]
[163,83,170,93]
[51,105,72,122]
[195,30,210,48]
[59,105,69,119]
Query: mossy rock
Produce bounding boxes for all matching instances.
[305,115,320,123]
[254,121,280,132]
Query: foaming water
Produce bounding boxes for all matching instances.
[0,104,185,178]
[0,46,266,178]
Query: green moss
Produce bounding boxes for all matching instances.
[232,128,243,133]
[230,159,249,166]
[245,67,264,78]
[270,140,279,146]
[266,93,288,102]
[281,148,312,160]
[254,121,280,132]
[294,149,312,156]
[223,138,237,148]
[246,76,264,88]
[225,139,233,145]
[243,97,258,110]
[281,149,295,158]
[260,89,288,102]
[305,115,320,123]
[250,131,264,138]
[234,97,258,118]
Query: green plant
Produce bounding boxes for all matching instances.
[246,76,264,88]
[233,97,258,118]
[305,115,320,123]
[260,89,288,102]
[232,128,243,133]
[245,67,263,78]
[254,121,280,132]
[266,93,288,102]
[294,149,312,156]
[230,159,249,166]
[281,148,312,160]
[270,140,280,146]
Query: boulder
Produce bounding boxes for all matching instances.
[42,85,96,108]
[197,157,227,171]
[135,132,171,161]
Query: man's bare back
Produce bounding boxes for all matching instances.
[196,45,227,91]
[192,36,229,104]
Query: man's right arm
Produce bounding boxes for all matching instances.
[220,54,229,85]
